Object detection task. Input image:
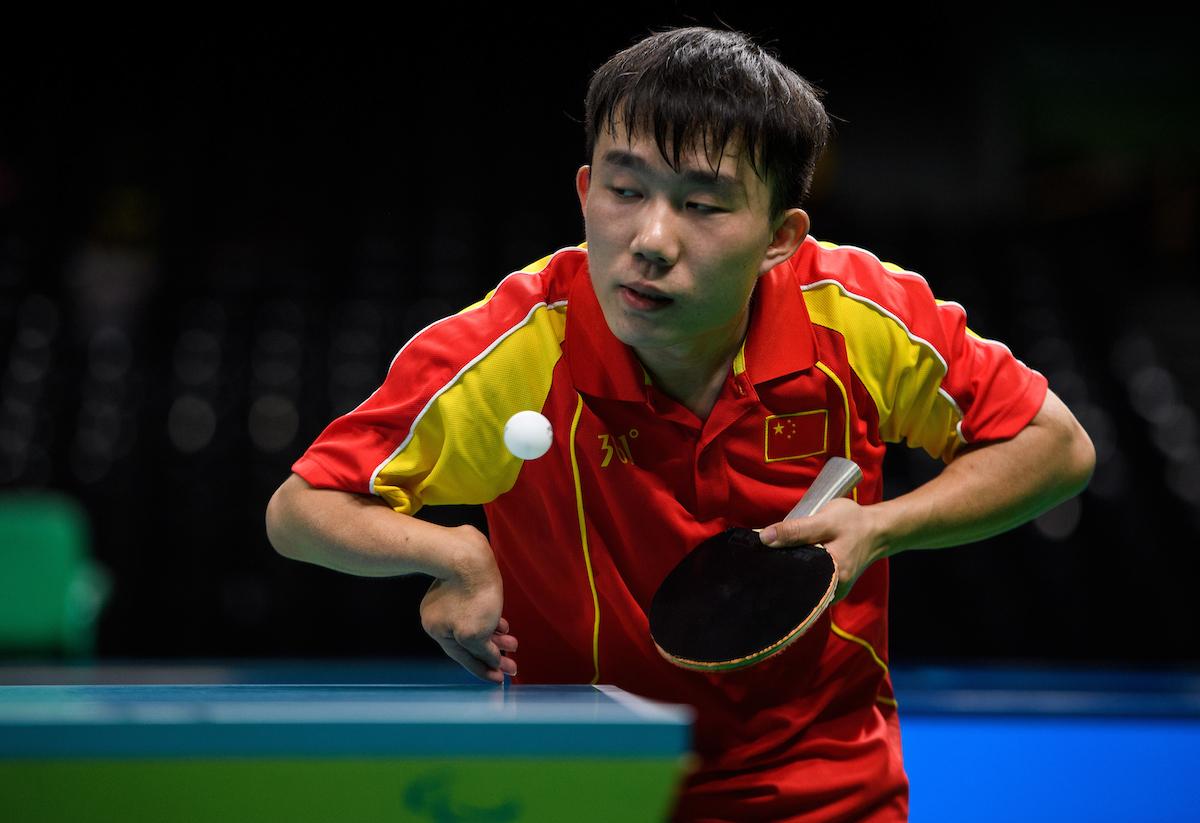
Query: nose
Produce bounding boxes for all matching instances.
[630,198,679,270]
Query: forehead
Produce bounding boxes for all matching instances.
[592,121,771,206]
[593,120,750,176]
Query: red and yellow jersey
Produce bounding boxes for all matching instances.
[293,236,1046,821]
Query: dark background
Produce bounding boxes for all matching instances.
[1,7,1196,668]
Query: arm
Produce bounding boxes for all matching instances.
[760,389,1096,598]
[265,473,518,682]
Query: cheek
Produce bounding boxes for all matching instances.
[705,251,765,310]
[582,205,612,246]
[585,214,630,270]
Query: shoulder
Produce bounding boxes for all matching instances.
[781,237,962,444]
[457,245,586,317]
[779,237,1045,456]
[338,245,586,433]
[305,245,587,508]
[783,236,941,324]
[442,245,585,337]
[394,245,585,371]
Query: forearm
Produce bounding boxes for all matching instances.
[871,389,1095,558]
[265,473,465,578]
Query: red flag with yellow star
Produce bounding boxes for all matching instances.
[765,411,828,462]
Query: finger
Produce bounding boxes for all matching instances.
[436,638,505,684]
[497,617,510,635]
[458,635,516,679]
[493,632,519,653]
[760,515,833,547]
[456,630,504,668]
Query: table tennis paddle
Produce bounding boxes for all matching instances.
[649,456,863,672]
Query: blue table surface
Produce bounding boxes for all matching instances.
[4,659,1198,715]
[0,666,693,758]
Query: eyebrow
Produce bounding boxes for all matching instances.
[601,149,744,197]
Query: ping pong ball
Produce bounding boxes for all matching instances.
[504,410,554,460]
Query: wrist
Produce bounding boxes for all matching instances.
[379,517,481,581]
[443,525,498,587]
[866,499,904,561]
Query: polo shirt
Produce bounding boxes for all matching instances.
[293,236,1048,821]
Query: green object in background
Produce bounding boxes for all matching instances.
[0,492,109,656]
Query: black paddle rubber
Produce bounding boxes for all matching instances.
[648,456,861,672]
[649,528,837,671]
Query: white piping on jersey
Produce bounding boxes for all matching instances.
[816,241,1041,375]
[366,293,571,496]
[352,244,585,418]
[815,241,933,286]
[800,277,966,423]
[330,244,579,495]
[935,298,1040,375]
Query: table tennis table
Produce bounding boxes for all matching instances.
[3,661,1199,822]
[0,663,692,823]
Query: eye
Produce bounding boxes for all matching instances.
[687,201,725,214]
[610,187,641,200]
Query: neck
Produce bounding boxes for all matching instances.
[636,309,748,420]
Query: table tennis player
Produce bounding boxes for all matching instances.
[266,26,1095,822]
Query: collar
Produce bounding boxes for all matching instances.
[737,256,819,384]
[565,260,650,401]
[565,254,818,401]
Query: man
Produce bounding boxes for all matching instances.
[267,27,1094,821]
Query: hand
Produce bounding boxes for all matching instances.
[420,525,519,684]
[759,498,885,602]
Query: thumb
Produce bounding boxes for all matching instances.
[760,514,832,548]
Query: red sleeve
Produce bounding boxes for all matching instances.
[291,247,580,511]
[798,239,1047,459]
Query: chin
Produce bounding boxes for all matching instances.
[608,323,647,348]
[604,309,652,347]
[616,327,673,352]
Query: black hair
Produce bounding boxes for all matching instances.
[584,27,831,217]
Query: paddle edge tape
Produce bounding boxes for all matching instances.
[653,551,841,673]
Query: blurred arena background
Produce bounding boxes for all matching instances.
[0,7,1195,667]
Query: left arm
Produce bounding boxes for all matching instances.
[760,388,1096,598]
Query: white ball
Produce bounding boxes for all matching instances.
[503,410,554,460]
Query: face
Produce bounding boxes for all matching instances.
[576,124,808,361]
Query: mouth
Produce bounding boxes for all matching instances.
[620,284,674,311]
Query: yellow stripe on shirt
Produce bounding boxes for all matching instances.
[569,393,602,684]
[802,281,963,462]
[372,303,568,513]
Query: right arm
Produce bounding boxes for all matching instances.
[265,251,577,681]
[265,473,518,682]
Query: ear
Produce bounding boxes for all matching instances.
[758,208,810,275]
[575,165,591,213]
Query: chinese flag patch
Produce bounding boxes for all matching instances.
[764,411,828,462]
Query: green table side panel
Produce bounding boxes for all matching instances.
[0,756,688,823]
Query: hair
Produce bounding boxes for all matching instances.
[584,27,831,218]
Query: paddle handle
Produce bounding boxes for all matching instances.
[784,457,863,520]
